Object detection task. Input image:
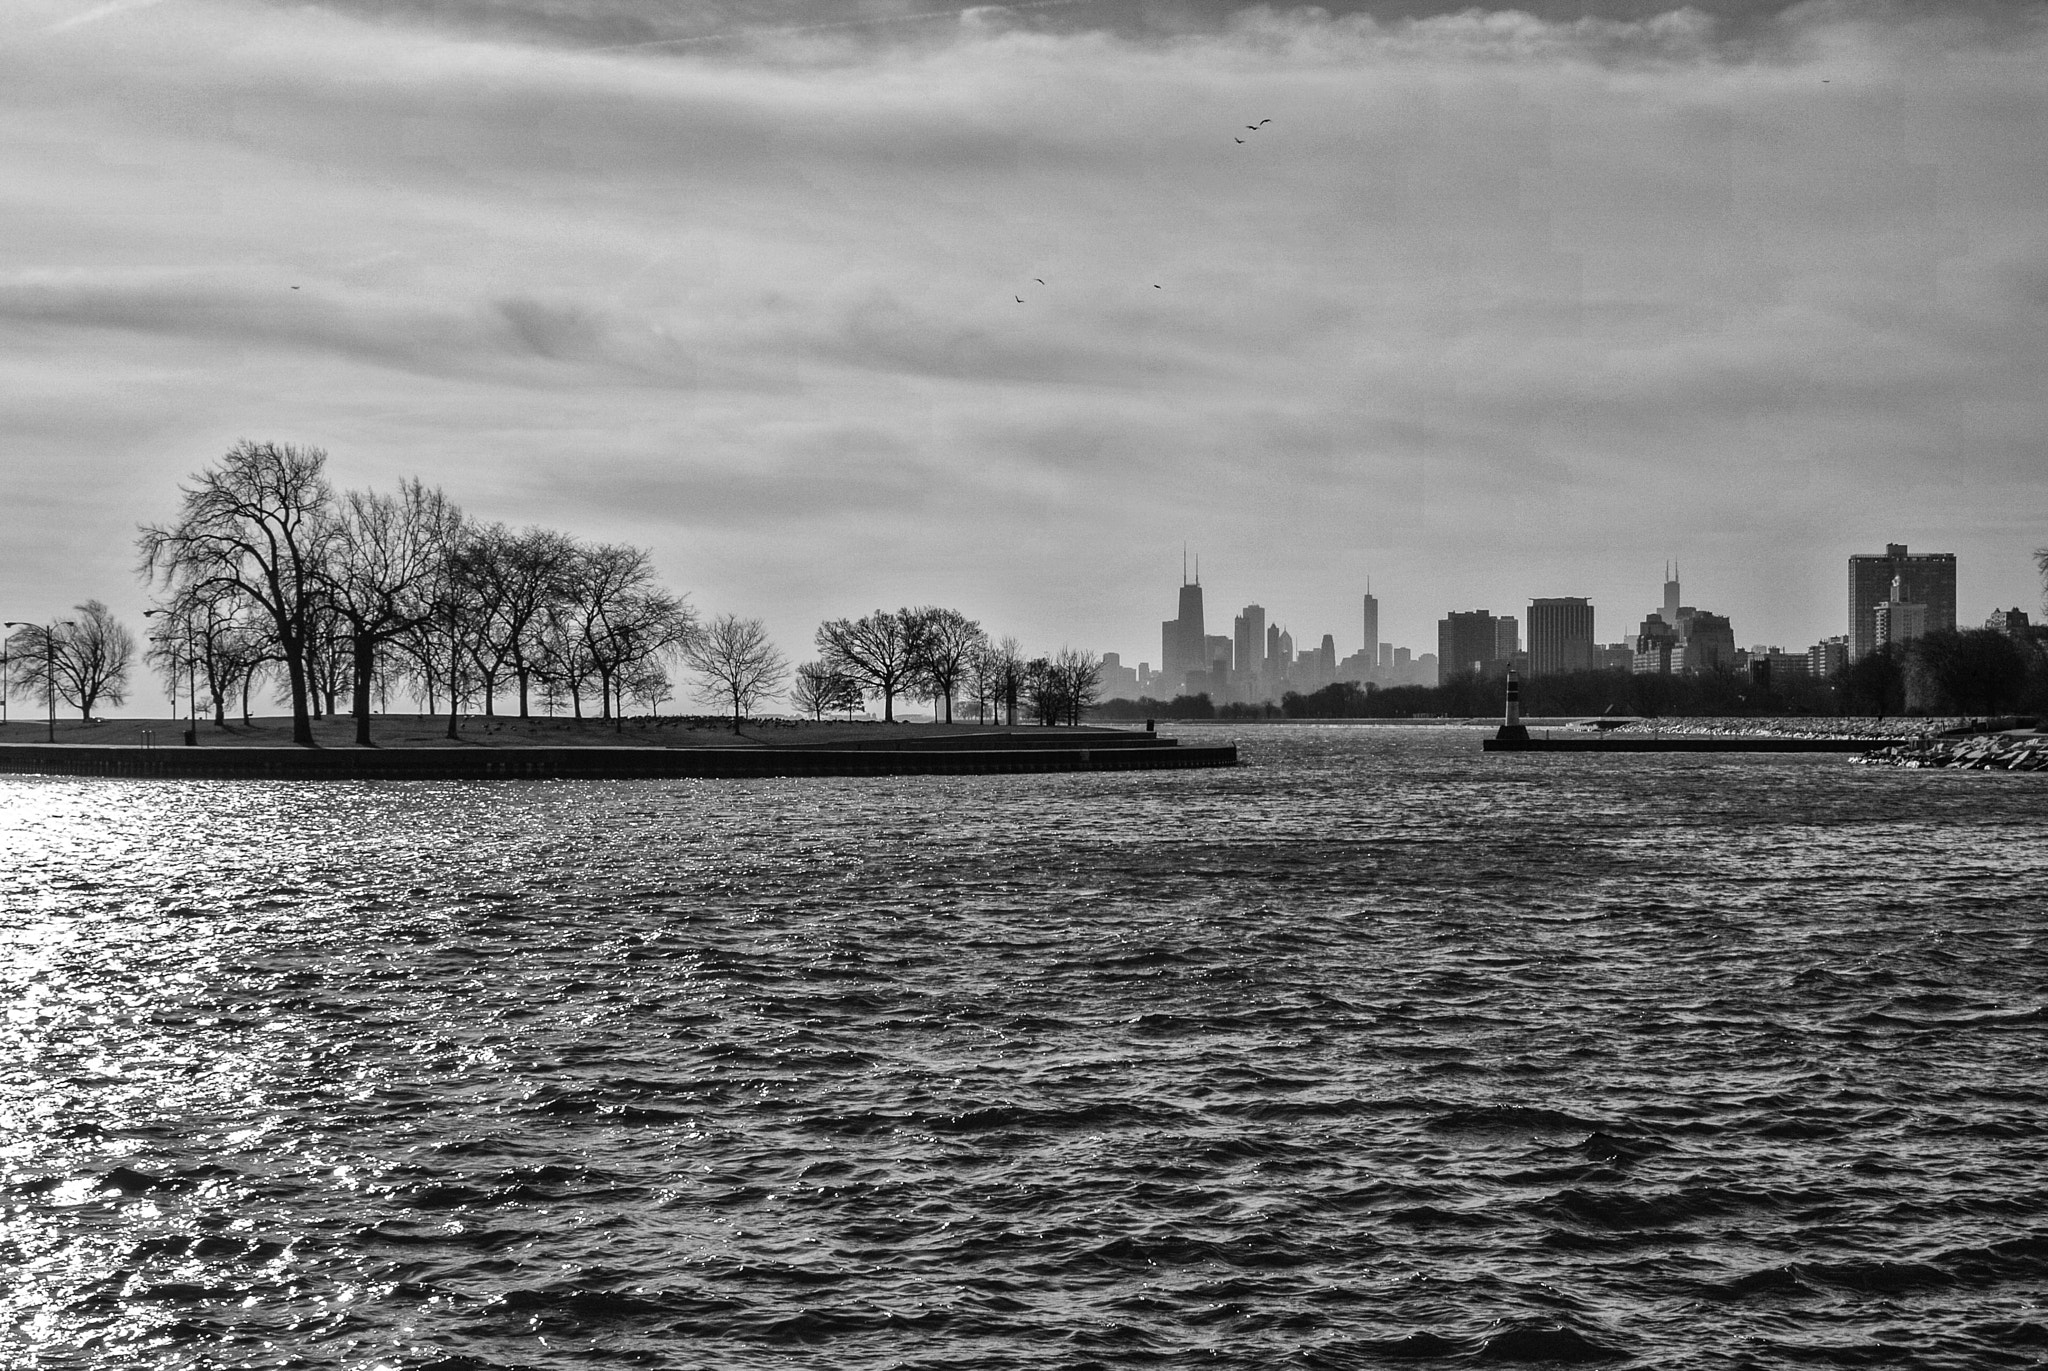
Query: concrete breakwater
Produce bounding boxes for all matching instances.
[0,730,1235,780]
[1854,732,2048,770]
[1484,734,1882,753]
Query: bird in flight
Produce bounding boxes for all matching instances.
[1015,295,1024,303]
[1257,119,1270,126]
[1153,284,1161,289]
[1035,278,1045,285]
[290,285,299,290]
[1235,137,1245,144]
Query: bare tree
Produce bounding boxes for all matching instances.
[146,584,268,724]
[560,542,695,726]
[904,606,983,724]
[791,660,860,721]
[622,661,675,717]
[8,602,134,721]
[972,636,1025,726]
[137,441,336,746]
[1056,646,1103,726]
[458,524,577,718]
[685,614,789,733]
[323,479,464,746]
[816,610,914,722]
[1022,655,1062,726]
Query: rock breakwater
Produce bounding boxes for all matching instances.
[1855,732,2048,770]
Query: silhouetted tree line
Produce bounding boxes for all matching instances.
[128,440,705,746]
[804,609,1102,726]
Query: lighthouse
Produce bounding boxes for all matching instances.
[1495,666,1530,745]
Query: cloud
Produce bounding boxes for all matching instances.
[3,0,2047,673]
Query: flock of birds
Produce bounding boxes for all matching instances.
[1012,118,1271,303]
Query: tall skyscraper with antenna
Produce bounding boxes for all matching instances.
[1159,550,1206,692]
[1361,580,1379,668]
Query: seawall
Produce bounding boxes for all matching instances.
[0,733,1235,780]
[1483,735,1882,753]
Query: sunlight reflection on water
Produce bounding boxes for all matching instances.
[2,728,2045,1369]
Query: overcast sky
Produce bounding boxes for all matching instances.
[4,0,2045,688]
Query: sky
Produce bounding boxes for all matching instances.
[4,0,2047,698]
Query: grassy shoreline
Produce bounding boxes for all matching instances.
[0,714,1126,750]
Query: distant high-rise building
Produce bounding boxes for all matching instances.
[1663,562,1681,629]
[1527,598,1596,676]
[1276,627,1294,670]
[1160,555,1207,688]
[1874,575,1928,650]
[1438,610,1501,684]
[1098,652,1140,700]
[1266,623,1282,672]
[1205,634,1234,675]
[1634,614,1675,675]
[1361,589,1379,664]
[1495,615,1520,660]
[1675,609,1735,673]
[1378,642,1393,670]
[1235,604,1266,680]
[1808,637,1848,679]
[1849,544,1955,659]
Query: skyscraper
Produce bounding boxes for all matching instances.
[1874,575,1928,649]
[1361,588,1379,665]
[1663,562,1681,629]
[1235,604,1266,682]
[1849,544,1955,659]
[1159,554,1207,688]
[1437,610,1501,684]
[1527,598,1595,676]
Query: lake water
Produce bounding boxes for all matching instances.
[3,725,2044,1369]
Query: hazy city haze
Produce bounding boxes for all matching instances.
[5,0,2046,675]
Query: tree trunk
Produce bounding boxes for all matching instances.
[447,636,461,740]
[516,667,530,719]
[282,636,316,746]
[882,686,894,722]
[352,633,377,746]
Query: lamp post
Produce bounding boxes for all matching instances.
[5,619,76,743]
[143,609,200,746]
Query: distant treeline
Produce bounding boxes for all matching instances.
[1093,628,2048,721]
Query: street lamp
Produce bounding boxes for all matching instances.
[143,608,200,746]
[5,619,77,743]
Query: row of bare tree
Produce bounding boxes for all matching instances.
[11,442,1112,740]
[130,440,727,745]
[796,608,1103,726]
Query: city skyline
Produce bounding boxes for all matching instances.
[4,2,2047,670]
[1122,541,2027,695]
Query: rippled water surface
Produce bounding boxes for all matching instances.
[3,726,2046,1369]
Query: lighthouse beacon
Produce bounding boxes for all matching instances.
[1494,666,1530,746]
